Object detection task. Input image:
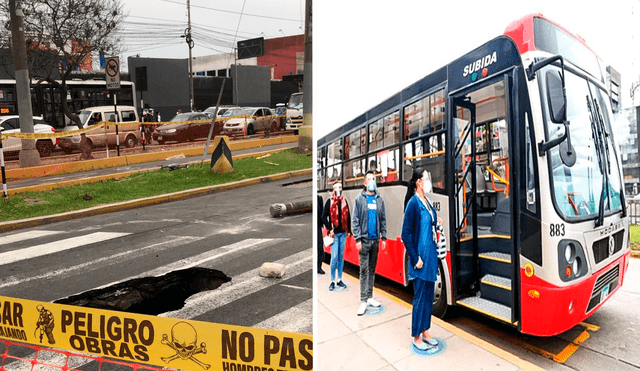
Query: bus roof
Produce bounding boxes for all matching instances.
[503,13,597,56]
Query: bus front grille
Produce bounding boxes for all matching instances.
[586,264,619,313]
[592,230,625,264]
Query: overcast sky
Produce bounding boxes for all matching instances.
[117,0,305,68]
[314,0,639,139]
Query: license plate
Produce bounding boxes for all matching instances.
[601,284,610,301]
[157,136,162,140]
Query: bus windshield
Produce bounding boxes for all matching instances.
[546,69,623,220]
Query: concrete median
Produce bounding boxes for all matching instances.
[4,135,298,181]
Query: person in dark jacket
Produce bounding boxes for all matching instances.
[352,170,387,315]
[317,194,325,274]
[401,168,442,352]
[322,182,351,291]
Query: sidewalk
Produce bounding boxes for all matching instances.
[316,264,544,371]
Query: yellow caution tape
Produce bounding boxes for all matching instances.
[0,295,312,371]
[2,115,282,139]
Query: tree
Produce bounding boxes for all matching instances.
[0,0,126,159]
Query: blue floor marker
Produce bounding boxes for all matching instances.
[364,304,385,316]
[410,338,446,357]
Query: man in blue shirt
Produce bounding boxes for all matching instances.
[352,170,387,315]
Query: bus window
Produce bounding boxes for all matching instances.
[318,147,327,191]
[344,158,366,188]
[369,118,384,151]
[383,111,400,146]
[327,139,343,184]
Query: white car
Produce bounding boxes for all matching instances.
[0,116,57,158]
[222,107,279,136]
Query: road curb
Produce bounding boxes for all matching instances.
[6,147,294,196]
[5,136,298,181]
[632,250,640,259]
[0,168,312,233]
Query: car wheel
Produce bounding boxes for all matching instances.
[247,124,255,136]
[157,139,165,145]
[62,147,74,155]
[36,141,54,157]
[125,135,136,148]
[271,121,278,132]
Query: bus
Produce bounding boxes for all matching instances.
[317,14,630,337]
[0,79,136,130]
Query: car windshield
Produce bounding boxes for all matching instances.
[77,111,92,126]
[237,108,256,116]
[288,94,303,109]
[171,113,196,122]
[222,108,243,117]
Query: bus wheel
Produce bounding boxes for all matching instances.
[432,262,448,318]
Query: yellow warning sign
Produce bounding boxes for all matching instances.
[0,295,312,371]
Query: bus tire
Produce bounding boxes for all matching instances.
[432,261,448,318]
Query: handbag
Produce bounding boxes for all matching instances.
[323,235,334,247]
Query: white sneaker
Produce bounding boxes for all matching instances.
[367,298,381,307]
[357,302,368,316]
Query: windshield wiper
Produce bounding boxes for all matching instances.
[586,96,610,227]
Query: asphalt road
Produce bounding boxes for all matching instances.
[0,174,312,370]
[349,255,640,371]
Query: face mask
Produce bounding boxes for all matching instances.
[366,180,376,192]
[423,179,433,194]
[334,189,342,197]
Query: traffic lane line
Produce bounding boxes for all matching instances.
[329,263,545,371]
[0,168,312,233]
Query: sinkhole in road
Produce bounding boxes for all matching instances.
[54,268,231,315]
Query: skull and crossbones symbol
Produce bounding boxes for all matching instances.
[162,322,210,370]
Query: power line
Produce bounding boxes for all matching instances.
[158,0,302,23]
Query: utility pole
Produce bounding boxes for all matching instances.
[9,0,39,167]
[298,0,312,152]
[186,0,194,111]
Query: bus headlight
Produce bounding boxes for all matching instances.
[564,243,575,263]
[558,239,587,282]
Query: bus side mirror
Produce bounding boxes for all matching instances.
[546,70,566,124]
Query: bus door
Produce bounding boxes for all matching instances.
[450,75,517,326]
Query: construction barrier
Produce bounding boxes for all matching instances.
[0,295,312,371]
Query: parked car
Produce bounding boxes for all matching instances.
[0,116,56,158]
[222,107,279,136]
[153,112,220,144]
[59,105,140,153]
[204,106,239,119]
[273,104,287,130]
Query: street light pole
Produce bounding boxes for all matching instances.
[9,0,39,167]
[187,0,194,111]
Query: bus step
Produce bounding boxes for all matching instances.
[457,296,513,324]
[480,274,512,307]
[478,251,511,264]
[481,274,511,290]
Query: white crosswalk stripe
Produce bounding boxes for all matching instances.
[0,230,65,245]
[0,231,311,371]
[0,232,130,266]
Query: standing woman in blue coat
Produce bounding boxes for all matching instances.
[401,168,444,351]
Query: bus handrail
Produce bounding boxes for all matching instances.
[404,150,445,162]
